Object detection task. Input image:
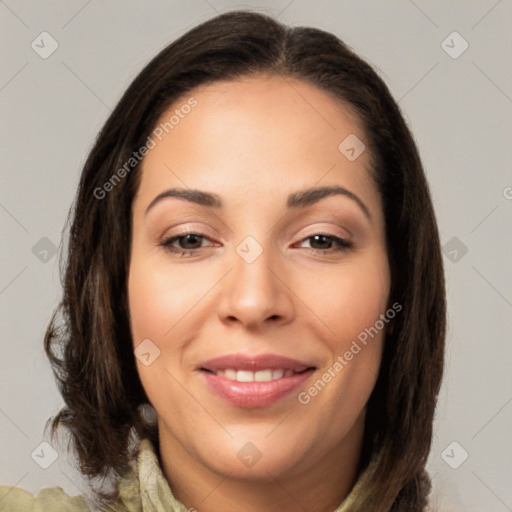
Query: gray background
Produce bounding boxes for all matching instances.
[1,1,511,510]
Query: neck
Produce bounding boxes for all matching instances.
[158,412,365,512]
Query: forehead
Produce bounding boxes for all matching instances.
[189,73,361,123]
[133,74,379,218]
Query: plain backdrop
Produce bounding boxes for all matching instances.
[1,1,511,511]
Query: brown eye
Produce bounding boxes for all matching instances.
[297,234,352,253]
[169,233,204,250]
[159,232,211,257]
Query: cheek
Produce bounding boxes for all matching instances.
[300,256,390,344]
[127,258,198,410]
[295,256,390,408]
[127,256,206,344]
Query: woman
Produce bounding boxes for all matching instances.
[0,9,445,512]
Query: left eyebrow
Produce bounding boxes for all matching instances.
[286,185,371,221]
[144,185,371,221]
[145,188,222,216]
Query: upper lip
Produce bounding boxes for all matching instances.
[199,354,315,373]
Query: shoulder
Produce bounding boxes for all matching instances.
[0,484,91,511]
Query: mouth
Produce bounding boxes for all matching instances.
[201,368,304,381]
[198,353,316,408]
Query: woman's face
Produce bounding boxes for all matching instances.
[128,75,390,481]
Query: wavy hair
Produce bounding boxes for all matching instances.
[44,10,446,511]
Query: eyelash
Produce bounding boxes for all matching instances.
[159,231,353,257]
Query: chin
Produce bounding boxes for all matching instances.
[210,451,304,481]
[193,432,310,480]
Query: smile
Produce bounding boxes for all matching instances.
[198,353,316,408]
[205,368,297,381]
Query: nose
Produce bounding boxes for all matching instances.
[215,242,295,331]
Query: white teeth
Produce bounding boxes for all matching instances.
[224,369,237,380]
[214,368,297,382]
[254,370,273,381]
[272,369,284,379]
[236,370,254,382]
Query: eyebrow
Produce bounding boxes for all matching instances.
[144,185,371,221]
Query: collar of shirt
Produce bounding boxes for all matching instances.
[110,438,374,512]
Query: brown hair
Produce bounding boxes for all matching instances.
[44,10,445,511]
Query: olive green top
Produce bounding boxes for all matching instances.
[0,438,371,511]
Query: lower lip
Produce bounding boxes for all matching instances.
[199,369,315,408]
